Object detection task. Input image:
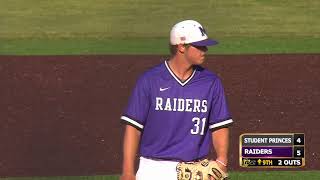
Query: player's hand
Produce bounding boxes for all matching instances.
[216,162,227,173]
[209,163,227,180]
[120,173,135,180]
[210,160,227,180]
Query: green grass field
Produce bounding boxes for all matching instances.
[1,37,320,55]
[1,171,320,180]
[1,0,320,54]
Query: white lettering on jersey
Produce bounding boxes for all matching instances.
[193,99,201,112]
[155,97,208,113]
[185,99,193,112]
[164,98,172,111]
[172,98,177,111]
[155,97,163,110]
[177,98,185,112]
[201,100,207,112]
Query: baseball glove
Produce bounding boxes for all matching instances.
[176,159,228,180]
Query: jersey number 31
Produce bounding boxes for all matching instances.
[190,117,206,135]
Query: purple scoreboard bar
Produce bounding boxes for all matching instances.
[239,133,305,168]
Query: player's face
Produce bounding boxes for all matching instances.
[184,44,208,65]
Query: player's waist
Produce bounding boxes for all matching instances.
[141,155,206,163]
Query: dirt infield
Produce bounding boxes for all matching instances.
[0,54,319,177]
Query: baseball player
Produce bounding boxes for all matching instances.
[120,20,233,180]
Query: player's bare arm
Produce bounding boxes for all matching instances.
[212,127,230,172]
[121,125,141,180]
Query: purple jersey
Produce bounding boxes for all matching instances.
[121,61,233,161]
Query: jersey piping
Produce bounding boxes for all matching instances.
[164,60,196,87]
[209,119,233,130]
[121,115,144,130]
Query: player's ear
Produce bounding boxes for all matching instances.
[177,44,187,54]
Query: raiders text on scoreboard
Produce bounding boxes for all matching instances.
[239,133,305,168]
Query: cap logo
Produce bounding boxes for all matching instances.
[180,36,186,41]
[199,27,207,36]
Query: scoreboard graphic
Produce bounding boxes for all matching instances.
[239,133,305,168]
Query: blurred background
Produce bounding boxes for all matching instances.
[1,0,319,54]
